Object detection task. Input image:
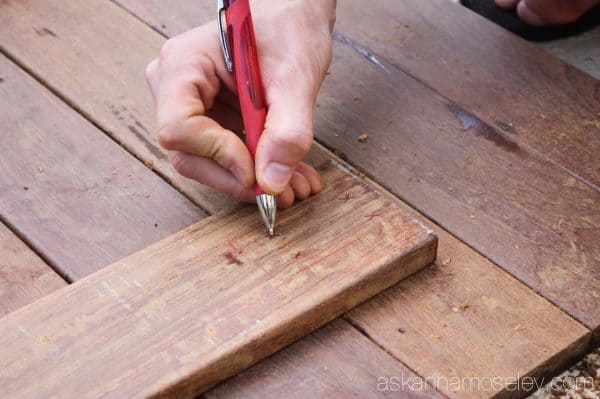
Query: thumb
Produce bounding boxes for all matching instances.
[255,96,314,195]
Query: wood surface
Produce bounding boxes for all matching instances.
[0,165,437,398]
[314,42,600,329]
[0,0,233,215]
[0,222,66,316]
[0,0,593,397]
[113,0,600,328]
[335,0,600,189]
[0,53,205,280]
[207,319,445,399]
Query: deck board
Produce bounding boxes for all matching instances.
[0,222,65,316]
[0,165,436,398]
[0,53,205,280]
[335,0,600,189]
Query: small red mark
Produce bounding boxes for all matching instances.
[223,251,242,265]
[365,210,383,221]
[294,251,303,259]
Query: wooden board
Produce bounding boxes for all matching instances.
[313,42,600,329]
[335,0,600,189]
[0,164,437,398]
[0,222,66,316]
[3,0,593,397]
[112,0,599,328]
[207,319,445,399]
[0,53,205,280]
[0,0,233,215]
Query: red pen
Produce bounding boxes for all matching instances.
[218,0,276,236]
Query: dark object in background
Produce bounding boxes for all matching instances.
[460,0,600,40]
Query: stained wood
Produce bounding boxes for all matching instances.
[346,184,592,398]
[334,0,600,189]
[0,222,66,316]
[0,0,232,214]
[0,164,436,398]
[0,54,204,280]
[3,0,594,397]
[314,42,600,329]
[207,319,445,399]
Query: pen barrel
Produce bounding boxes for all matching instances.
[226,0,267,195]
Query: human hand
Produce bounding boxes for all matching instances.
[145,0,336,207]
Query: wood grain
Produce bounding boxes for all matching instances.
[314,41,600,329]
[207,319,445,399]
[113,0,599,327]
[0,222,66,316]
[334,0,600,189]
[0,165,436,398]
[0,54,205,280]
[3,0,593,397]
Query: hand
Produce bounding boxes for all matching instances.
[145,0,336,207]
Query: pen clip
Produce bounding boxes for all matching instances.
[217,0,233,72]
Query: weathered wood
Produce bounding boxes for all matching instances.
[335,0,600,189]
[0,54,205,280]
[113,0,599,328]
[207,318,446,399]
[346,184,592,398]
[0,164,437,398]
[4,0,593,397]
[0,222,66,316]
[314,42,600,329]
[0,0,233,215]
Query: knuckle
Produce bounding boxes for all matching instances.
[272,127,313,156]
[156,120,184,150]
[159,38,180,62]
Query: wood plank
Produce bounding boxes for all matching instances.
[207,318,445,399]
[0,222,66,316]
[0,164,437,398]
[345,185,592,398]
[116,0,600,328]
[0,54,205,280]
[314,41,600,329]
[334,0,600,189]
[7,1,593,397]
[0,0,233,215]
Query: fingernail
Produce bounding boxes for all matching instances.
[263,162,293,191]
[230,167,247,185]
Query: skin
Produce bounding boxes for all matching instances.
[495,0,600,25]
[145,0,337,208]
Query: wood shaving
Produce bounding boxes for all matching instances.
[357,133,369,142]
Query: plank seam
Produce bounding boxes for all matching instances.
[343,313,451,398]
[0,213,71,284]
[332,31,600,194]
[0,46,213,219]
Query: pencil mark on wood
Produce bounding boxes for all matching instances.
[34,27,57,37]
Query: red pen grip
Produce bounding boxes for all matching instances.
[225,0,267,194]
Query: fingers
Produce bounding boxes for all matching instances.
[255,96,315,195]
[148,29,255,188]
[170,152,256,203]
[278,162,324,208]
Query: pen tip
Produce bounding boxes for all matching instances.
[257,194,277,237]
